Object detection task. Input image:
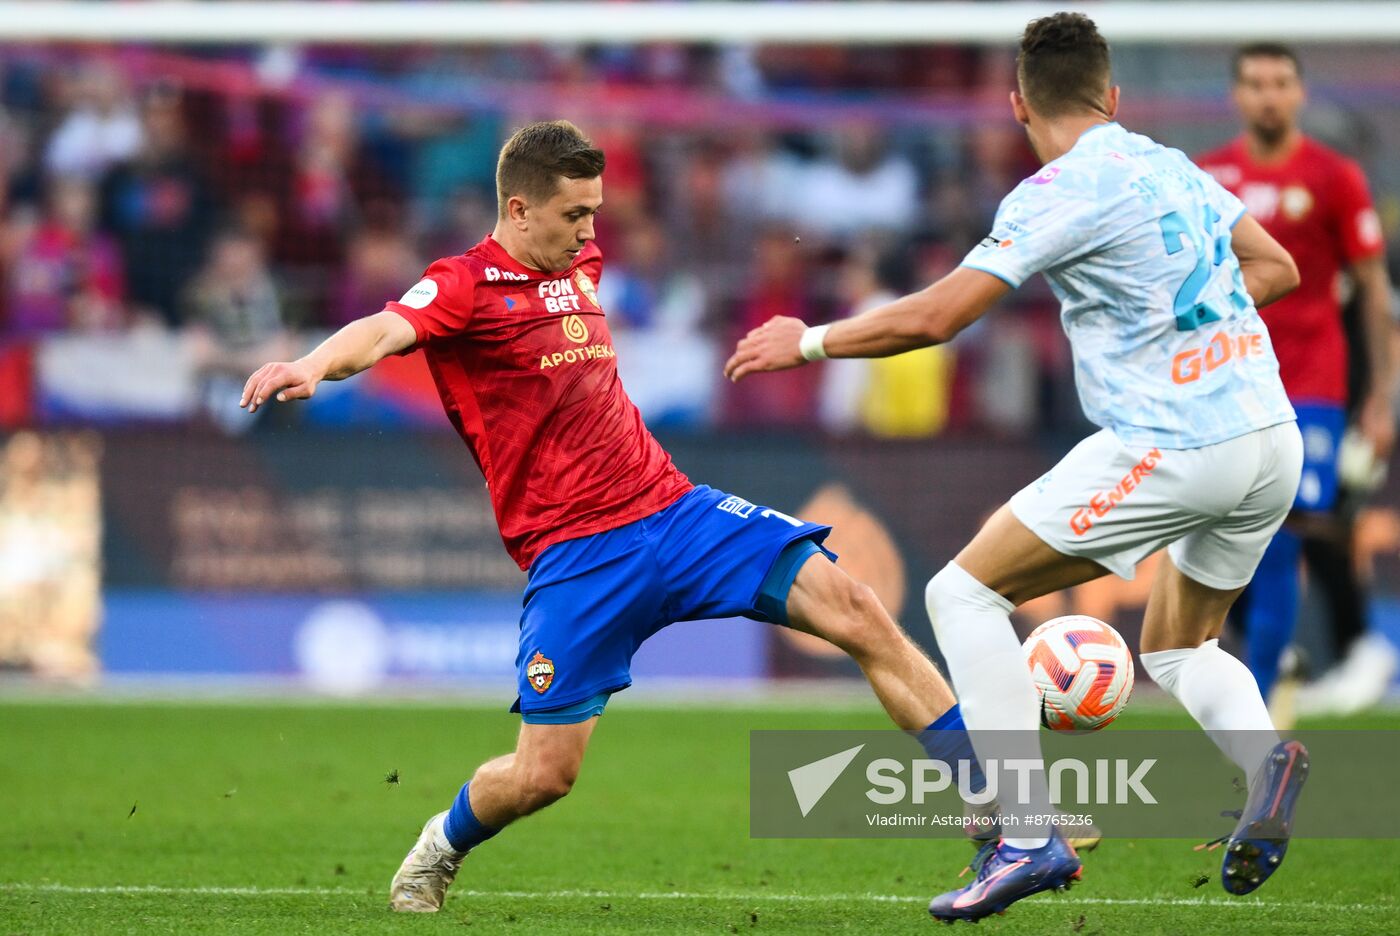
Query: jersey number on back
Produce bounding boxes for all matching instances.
[1159,205,1228,332]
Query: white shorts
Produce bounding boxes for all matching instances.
[1010,422,1303,590]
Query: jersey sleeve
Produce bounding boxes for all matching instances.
[1332,159,1384,263]
[960,171,1101,288]
[1201,170,1248,230]
[383,258,476,347]
[578,246,603,290]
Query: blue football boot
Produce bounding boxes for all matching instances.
[1221,739,1310,896]
[929,830,1082,923]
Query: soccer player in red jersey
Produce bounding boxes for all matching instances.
[240,121,973,914]
[1197,44,1397,705]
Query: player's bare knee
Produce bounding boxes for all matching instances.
[517,760,578,811]
[847,582,896,647]
[815,577,894,659]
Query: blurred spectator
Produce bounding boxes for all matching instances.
[819,244,953,437]
[588,122,651,243]
[273,94,357,270]
[182,226,292,431]
[0,44,1392,438]
[43,63,143,181]
[721,225,823,428]
[181,226,284,350]
[721,131,805,227]
[270,92,400,313]
[99,84,216,325]
[0,103,36,215]
[792,126,919,240]
[408,115,503,226]
[421,186,496,261]
[330,221,421,328]
[598,218,707,334]
[3,176,125,338]
[601,219,714,426]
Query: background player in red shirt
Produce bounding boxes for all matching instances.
[1198,44,1397,708]
[240,121,973,915]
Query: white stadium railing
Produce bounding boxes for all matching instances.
[0,2,1396,45]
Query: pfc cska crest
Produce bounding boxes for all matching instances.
[527,651,555,693]
[574,269,600,308]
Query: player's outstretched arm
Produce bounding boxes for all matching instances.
[724,268,1009,382]
[240,311,417,413]
[1231,214,1300,310]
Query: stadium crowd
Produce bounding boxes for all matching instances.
[0,45,1395,434]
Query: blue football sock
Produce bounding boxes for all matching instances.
[442,781,499,853]
[1243,528,1301,700]
[918,704,986,793]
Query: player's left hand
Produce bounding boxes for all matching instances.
[240,359,321,414]
[1359,392,1396,463]
[724,316,809,382]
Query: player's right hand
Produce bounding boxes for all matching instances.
[1359,392,1396,464]
[240,360,321,413]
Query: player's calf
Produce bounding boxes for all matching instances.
[785,554,956,730]
[467,720,594,828]
[390,721,593,912]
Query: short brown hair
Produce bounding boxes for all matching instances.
[496,120,605,215]
[1232,42,1302,82]
[1017,12,1112,118]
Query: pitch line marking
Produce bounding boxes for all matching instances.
[0,882,1393,912]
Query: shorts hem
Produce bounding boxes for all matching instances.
[1167,547,1251,591]
[511,679,631,716]
[744,526,836,621]
[521,691,610,724]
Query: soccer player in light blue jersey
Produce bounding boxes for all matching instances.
[729,13,1310,922]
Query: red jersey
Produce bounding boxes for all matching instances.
[1198,135,1384,404]
[384,236,693,569]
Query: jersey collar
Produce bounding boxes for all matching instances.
[1075,120,1120,147]
[478,235,594,282]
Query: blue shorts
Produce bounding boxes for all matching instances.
[510,485,833,719]
[1293,402,1346,512]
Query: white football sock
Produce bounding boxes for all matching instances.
[926,561,1051,849]
[1140,639,1279,787]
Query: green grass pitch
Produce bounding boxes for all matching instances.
[2,698,1397,934]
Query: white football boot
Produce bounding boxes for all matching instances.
[389,811,465,912]
[1296,633,1399,716]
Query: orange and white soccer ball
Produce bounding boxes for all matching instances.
[1023,615,1134,731]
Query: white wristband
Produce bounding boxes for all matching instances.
[799,324,831,362]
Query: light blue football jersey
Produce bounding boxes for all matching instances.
[962,122,1296,449]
